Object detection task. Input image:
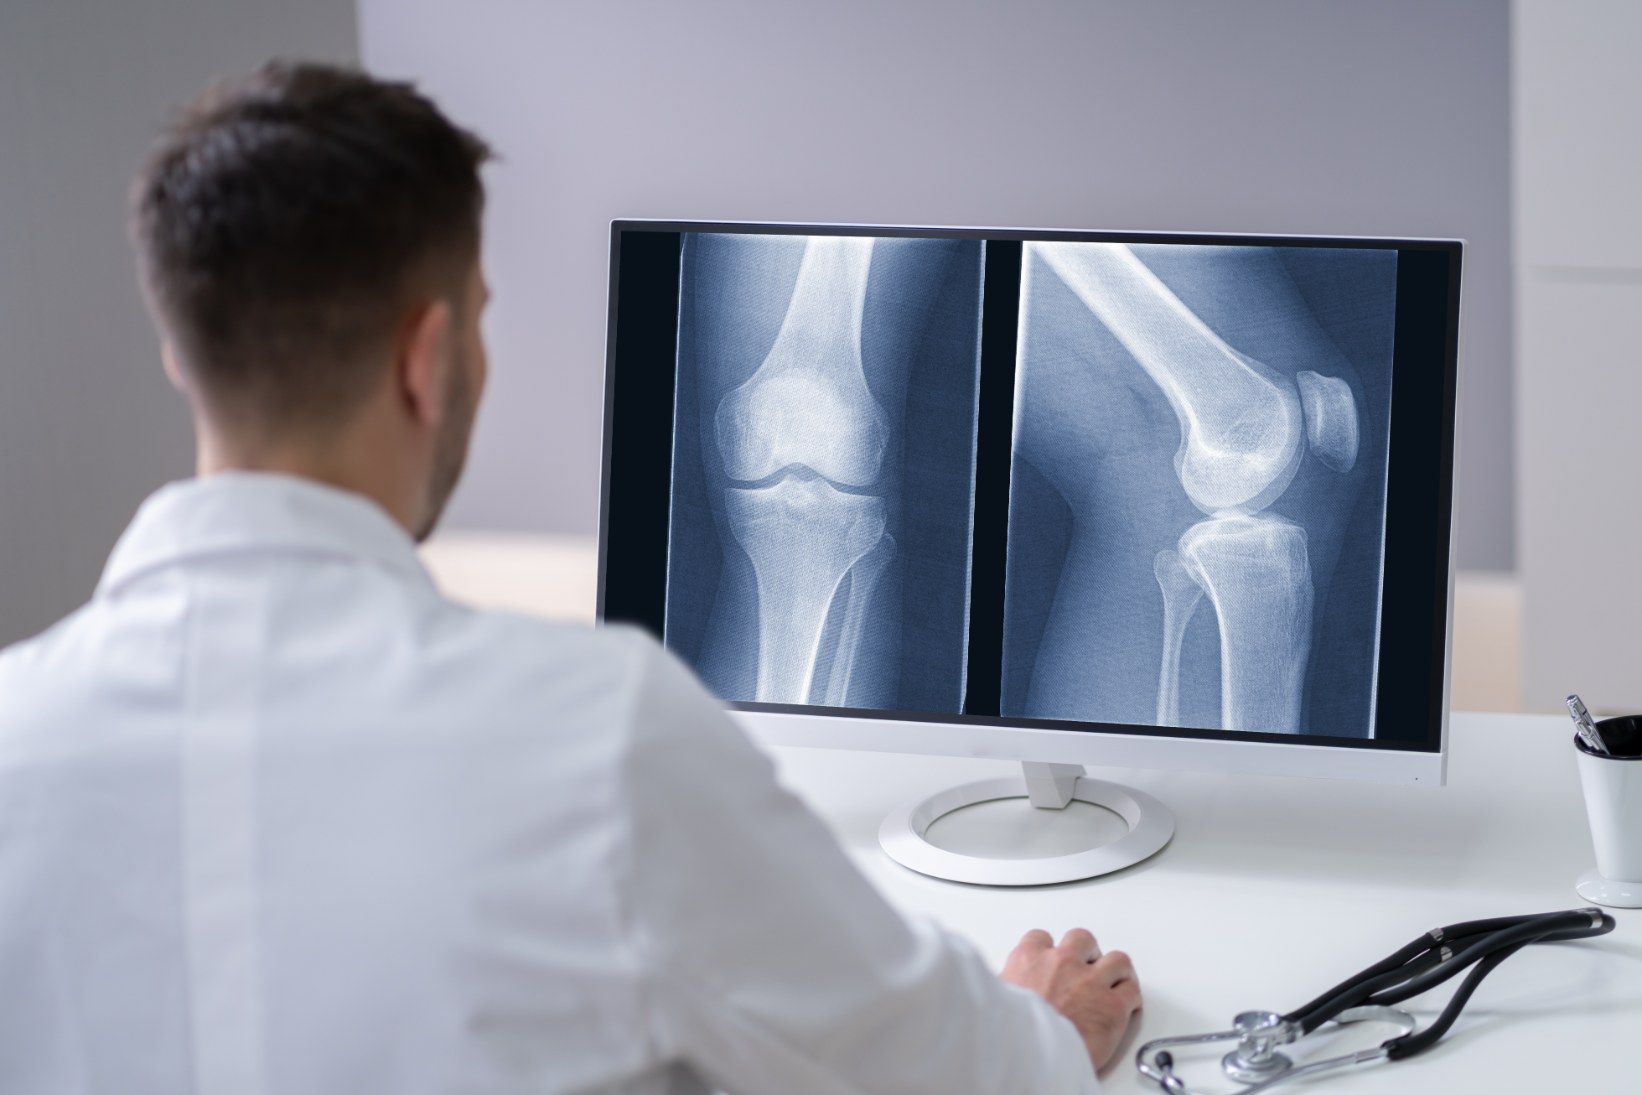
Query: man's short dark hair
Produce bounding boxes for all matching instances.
[133,61,491,430]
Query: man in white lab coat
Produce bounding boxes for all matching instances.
[0,63,1139,1093]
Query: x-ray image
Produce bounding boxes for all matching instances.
[1002,242,1398,738]
[665,233,984,712]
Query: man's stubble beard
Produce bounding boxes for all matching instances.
[414,357,477,544]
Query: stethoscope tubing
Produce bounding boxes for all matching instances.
[1285,907,1614,1050]
[1286,907,1587,1026]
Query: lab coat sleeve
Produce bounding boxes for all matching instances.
[615,634,1099,1094]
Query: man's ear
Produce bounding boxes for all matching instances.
[161,342,188,394]
[399,298,454,430]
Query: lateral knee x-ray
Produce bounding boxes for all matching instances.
[661,232,1397,738]
[1003,242,1396,738]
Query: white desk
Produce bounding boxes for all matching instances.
[767,713,1642,1093]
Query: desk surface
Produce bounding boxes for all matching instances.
[768,713,1641,1093]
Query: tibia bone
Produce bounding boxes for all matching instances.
[1178,514,1314,733]
[819,536,896,708]
[1031,242,1304,515]
[1153,548,1207,727]
[714,237,889,488]
[723,476,887,704]
[1295,370,1360,473]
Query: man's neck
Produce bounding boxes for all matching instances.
[196,426,423,537]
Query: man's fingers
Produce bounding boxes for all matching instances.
[1094,949,1134,986]
[1057,927,1100,962]
[1114,976,1143,1011]
[1018,929,1054,952]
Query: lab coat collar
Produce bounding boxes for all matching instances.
[98,471,435,597]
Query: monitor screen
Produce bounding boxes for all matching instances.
[600,223,1459,753]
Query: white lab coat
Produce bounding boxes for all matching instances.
[0,473,1096,1094]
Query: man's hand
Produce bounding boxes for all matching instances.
[1000,928,1141,1071]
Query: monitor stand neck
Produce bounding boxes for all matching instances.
[877,761,1175,886]
[1022,761,1082,809]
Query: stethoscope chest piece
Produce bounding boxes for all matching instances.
[1221,1011,1297,1083]
[1143,1006,1415,1093]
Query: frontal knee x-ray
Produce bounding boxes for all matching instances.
[1003,242,1397,737]
[665,233,984,712]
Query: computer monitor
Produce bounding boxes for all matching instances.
[599,221,1461,884]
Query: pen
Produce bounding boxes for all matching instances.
[1566,694,1610,755]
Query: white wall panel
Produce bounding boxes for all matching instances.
[1515,0,1642,709]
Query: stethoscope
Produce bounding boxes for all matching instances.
[1136,907,1616,1093]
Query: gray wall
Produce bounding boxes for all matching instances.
[0,0,358,646]
[360,0,1513,571]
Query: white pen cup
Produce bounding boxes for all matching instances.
[1574,723,1642,908]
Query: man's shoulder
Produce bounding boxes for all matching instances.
[0,602,99,684]
[0,600,130,739]
[421,601,662,713]
[432,600,651,666]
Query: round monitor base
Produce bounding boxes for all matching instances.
[1576,868,1642,909]
[878,775,1174,886]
